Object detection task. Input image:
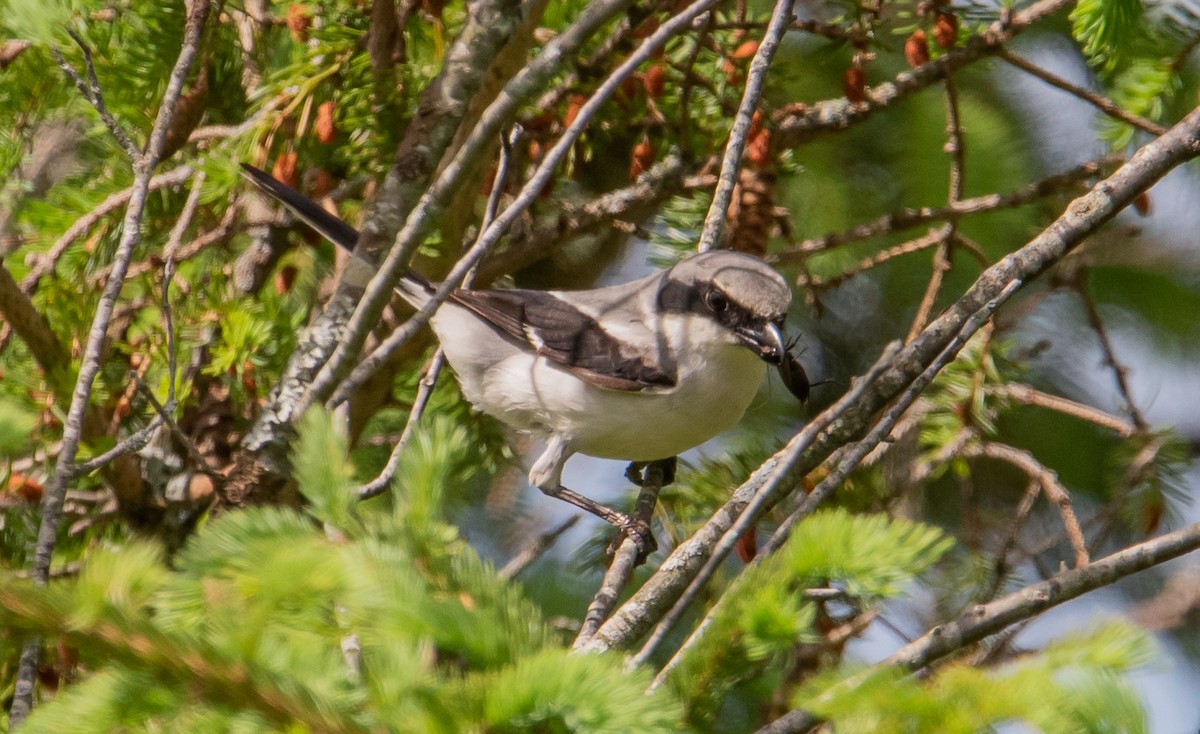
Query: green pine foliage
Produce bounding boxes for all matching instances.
[0,409,684,733]
[796,621,1152,733]
[670,509,953,724]
[1071,0,1145,73]
[0,402,36,456]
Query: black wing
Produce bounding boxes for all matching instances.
[450,289,675,391]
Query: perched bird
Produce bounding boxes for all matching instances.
[241,164,808,551]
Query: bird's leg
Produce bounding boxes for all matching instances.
[529,437,657,557]
[541,485,657,558]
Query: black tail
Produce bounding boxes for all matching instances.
[240,163,359,252]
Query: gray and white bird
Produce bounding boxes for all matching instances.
[241,164,808,550]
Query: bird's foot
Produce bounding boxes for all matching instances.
[623,457,677,487]
[606,516,658,564]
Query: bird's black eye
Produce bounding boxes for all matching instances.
[705,289,729,314]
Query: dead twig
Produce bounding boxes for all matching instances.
[997,383,1136,436]
[499,515,581,580]
[998,49,1167,136]
[22,166,195,294]
[50,28,139,159]
[963,441,1090,568]
[698,0,796,252]
[1070,275,1149,431]
[907,75,966,342]
[775,155,1123,261]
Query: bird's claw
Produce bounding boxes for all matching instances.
[607,517,657,565]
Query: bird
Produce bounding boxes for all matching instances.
[241,163,808,553]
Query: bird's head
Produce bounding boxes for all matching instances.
[658,250,809,401]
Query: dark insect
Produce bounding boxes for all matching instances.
[776,350,810,403]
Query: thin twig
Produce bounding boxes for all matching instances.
[997,383,1136,436]
[71,183,195,477]
[1071,276,1149,431]
[998,49,1167,136]
[775,155,1123,261]
[964,442,1090,568]
[21,166,196,294]
[50,28,140,159]
[676,17,711,154]
[117,204,239,283]
[499,515,581,580]
[907,76,966,342]
[698,0,795,252]
[986,479,1041,600]
[799,229,945,291]
[773,0,1075,148]
[356,350,445,500]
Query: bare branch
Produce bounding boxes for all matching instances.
[21,166,195,295]
[964,441,1090,568]
[499,515,581,580]
[998,49,1168,136]
[797,229,946,291]
[759,520,1200,734]
[774,0,1073,148]
[1071,275,1149,431]
[51,28,140,159]
[698,0,796,251]
[775,155,1123,261]
[575,461,669,648]
[356,350,446,501]
[907,76,967,342]
[892,521,1200,669]
[997,383,1136,436]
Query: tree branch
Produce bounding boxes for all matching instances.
[759,517,1200,734]
[698,0,795,251]
[998,49,1168,136]
[774,155,1123,261]
[773,0,1073,149]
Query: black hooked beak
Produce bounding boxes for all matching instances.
[738,321,810,403]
